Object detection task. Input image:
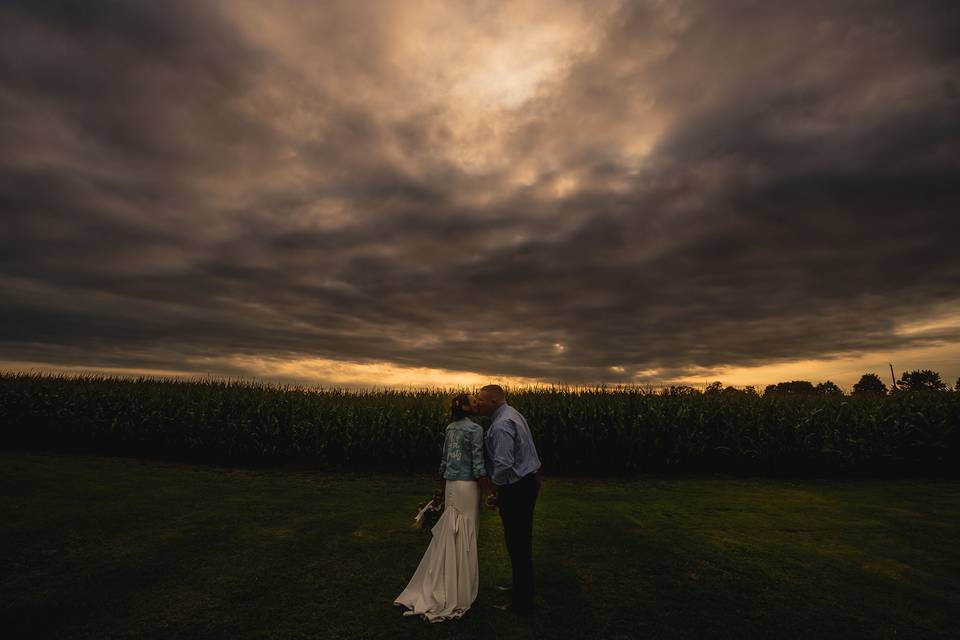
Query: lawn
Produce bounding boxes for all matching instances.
[2,453,959,639]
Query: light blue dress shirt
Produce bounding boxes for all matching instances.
[438,417,487,481]
[484,403,541,486]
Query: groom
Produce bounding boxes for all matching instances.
[476,384,542,614]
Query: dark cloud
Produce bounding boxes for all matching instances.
[2,0,959,386]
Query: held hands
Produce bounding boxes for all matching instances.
[478,476,496,509]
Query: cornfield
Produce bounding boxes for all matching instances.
[2,373,958,475]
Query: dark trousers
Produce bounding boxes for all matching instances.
[497,472,541,607]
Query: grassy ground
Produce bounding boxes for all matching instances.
[2,453,959,639]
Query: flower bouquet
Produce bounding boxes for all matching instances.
[413,488,444,530]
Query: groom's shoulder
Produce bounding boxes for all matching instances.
[504,404,526,420]
[493,405,522,427]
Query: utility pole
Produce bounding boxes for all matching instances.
[889,363,898,391]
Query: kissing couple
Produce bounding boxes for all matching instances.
[394,384,542,621]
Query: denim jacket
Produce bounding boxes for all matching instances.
[439,417,487,480]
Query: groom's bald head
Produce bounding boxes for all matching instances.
[476,384,506,416]
[480,384,505,401]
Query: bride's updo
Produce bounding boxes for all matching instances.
[450,393,473,421]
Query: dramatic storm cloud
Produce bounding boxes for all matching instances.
[2,0,959,388]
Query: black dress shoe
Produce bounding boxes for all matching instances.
[493,602,535,615]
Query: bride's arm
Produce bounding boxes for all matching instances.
[438,430,449,490]
[472,426,495,502]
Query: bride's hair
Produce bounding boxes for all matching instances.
[450,393,472,421]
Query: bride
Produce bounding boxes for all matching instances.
[394,393,492,622]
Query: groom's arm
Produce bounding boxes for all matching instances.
[481,427,502,507]
[487,423,517,486]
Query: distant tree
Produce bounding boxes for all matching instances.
[956,377,960,392]
[763,381,817,396]
[743,385,760,396]
[852,373,887,396]
[897,369,947,392]
[665,385,698,395]
[815,381,843,396]
[704,381,723,394]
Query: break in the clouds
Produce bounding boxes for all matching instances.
[2,0,959,388]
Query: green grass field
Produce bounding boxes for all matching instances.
[2,453,959,639]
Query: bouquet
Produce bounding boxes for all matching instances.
[413,488,444,530]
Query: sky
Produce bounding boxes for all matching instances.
[1,0,959,390]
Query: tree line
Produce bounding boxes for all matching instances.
[753,369,958,397]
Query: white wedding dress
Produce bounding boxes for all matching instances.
[394,479,480,622]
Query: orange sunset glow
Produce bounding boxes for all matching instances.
[1,1,958,390]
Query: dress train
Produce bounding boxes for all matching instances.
[394,480,480,622]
